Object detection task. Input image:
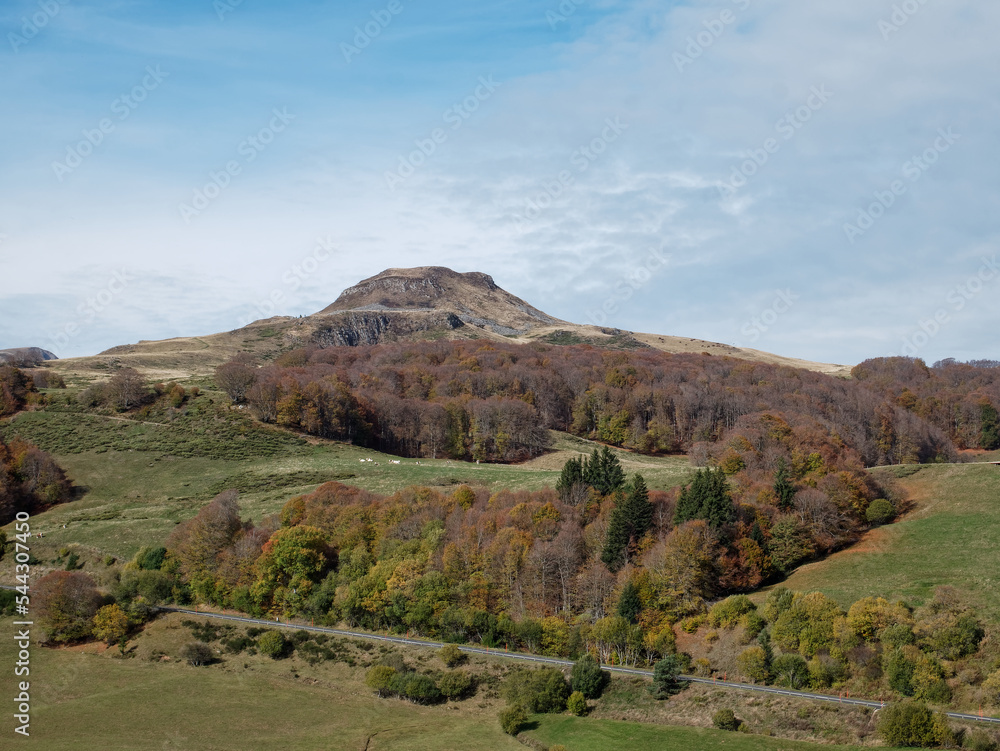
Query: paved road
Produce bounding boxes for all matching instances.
[155,606,1000,726]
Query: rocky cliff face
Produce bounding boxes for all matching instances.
[309,311,465,347]
[317,266,562,336]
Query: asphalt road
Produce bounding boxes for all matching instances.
[154,606,1000,726]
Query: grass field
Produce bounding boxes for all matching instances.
[1,614,524,751]
[522,715,907,751]
[771,462,1000,619]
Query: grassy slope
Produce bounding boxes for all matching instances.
[0,615,524,751]
[772,462,1000,619]
[1,403,693,563]
[523,715,904,751]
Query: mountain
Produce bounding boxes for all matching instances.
[50,266,847,378]
[0,347,58,365]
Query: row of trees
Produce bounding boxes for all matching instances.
[852,357,1000,450]
[213,340,960,467]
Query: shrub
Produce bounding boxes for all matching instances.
[737,646,770,684]
[880,623,915,650]
[257,630,289,659]
[709,595,757,629]
[570,654,609,699]
[965,728,999,751]
[866,498,895,525]
[438,670,474,700]
[740,611,767,640]
[567,691,588,716]
[366,665,396,697]
[181,642,214,666]
[885,649,915,696]
[499,705,528,736]
[713,708,740,731]
[877,701,952,747]
[503,667,570,713]
[771,653,809,689]
[983,669,1000,706]
[396,673,441,704]
[439,643,465,668]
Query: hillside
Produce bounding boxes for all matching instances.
[44,266,849,378]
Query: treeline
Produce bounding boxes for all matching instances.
[0,434,72,524]
[852,357,1000,450]
[214,341,956,466]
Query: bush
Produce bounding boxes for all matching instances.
[570,654,609,699]
[709,595,757,629]
[877,701,952,747]
[881,623,915,650]
[181,642,214,666]
[737,645,770,684]
[567,691,588,716]
[366,665,396,697]
[503,667,570,713]
[866,498,895,525]
[438,670,474,700]
[713,708,740,731]
[396,673,441,704]
[965,728,999,751]
[439,643,466,668]
[771,653,809,689]
[499,705,528,736]
[257,630,289,659]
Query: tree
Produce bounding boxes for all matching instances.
[981,401,1000,450]
[503,667,570,713]
[570,654,610,699]
[774,458,796,511]
[167,490,243,593]
[673,468,734,529]
[583,446,626,496]
[567,691,588,716]
[601,474,653,571]
[181,642,214,666]
[92,604,130,650]
[650,654,686,698]
[877,701,952,748]
[617,581,643,624]
[105,367,147,411]
[215,361,258,404]
[885,649,915,696]
[34,570,101,642]
[556,456,585,502]
[737,646,771,684]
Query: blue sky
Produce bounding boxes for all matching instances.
[1,0,997,366]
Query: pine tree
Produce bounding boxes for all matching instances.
[774,458,796,511]
[617,581,642,624]
[556,456,585,500]
[582,445,626,496]
[673,468,735,528]
[601,474,653,571]
[981,402,1000,450]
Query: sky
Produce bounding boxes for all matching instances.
[1,0,997,366]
